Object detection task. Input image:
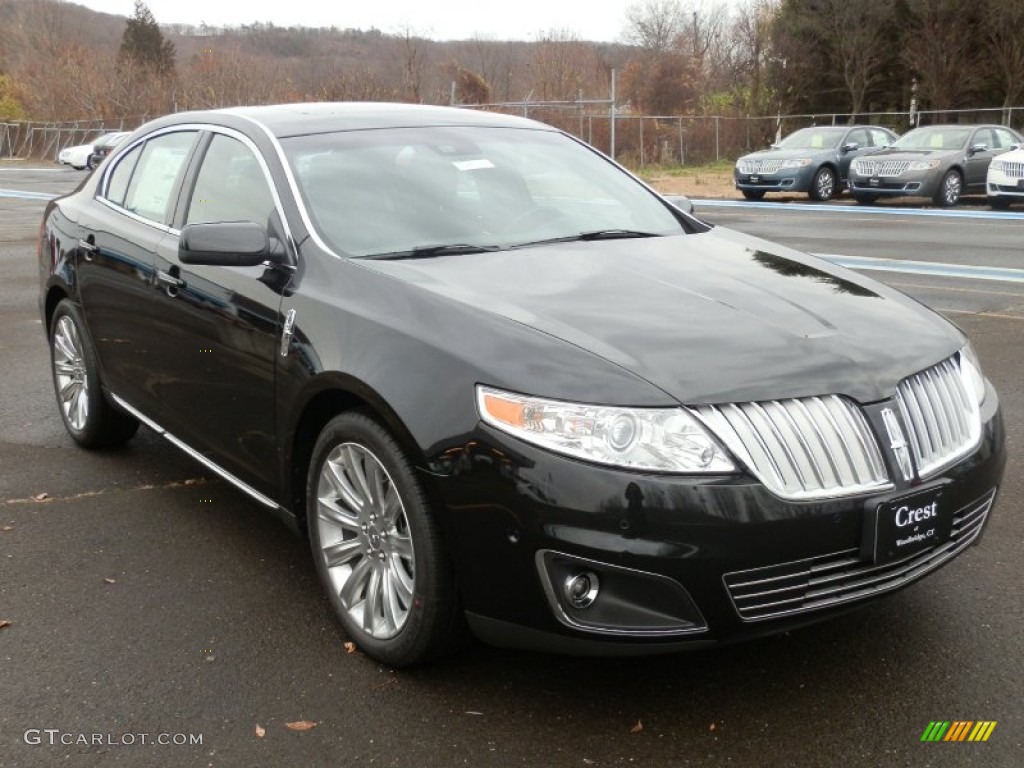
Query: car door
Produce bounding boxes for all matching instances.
[147,130,287,496]
[76,130,200,415]
[964,128,996,190]
[838,128,871,180]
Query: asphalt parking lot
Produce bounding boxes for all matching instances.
[1,164,1022,767]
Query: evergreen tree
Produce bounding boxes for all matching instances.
[118,0,176,76]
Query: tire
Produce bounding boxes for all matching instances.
[989,196,1011,210]
[933,170,962,208]
[307,412,465,666]
[49,299,139,448]
[853,193,879,205]
[808,166,837,201]
[741,189,765,200]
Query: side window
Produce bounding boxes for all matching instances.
[122,131,198,225]
[104,144,142,207]
[972,129,994,151]
[186,134,275,226]
[845,129,868,149]
[993,128,1019,149]
[869,129,893,148]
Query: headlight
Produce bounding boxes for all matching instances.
[780,158,812,169]
[477,386,735,473]
[959,344,986,405]
[989,159,1004,173]
[907,160,940,171]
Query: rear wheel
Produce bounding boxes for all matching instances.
[741,189,765,200]
[933,170,962,207]
[808,166,837,201]
[49,299,139,448]
[307,412,465,666]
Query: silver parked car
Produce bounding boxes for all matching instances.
[734,125,898,201]
[848,124,1024,207]
[987,144,1024,209]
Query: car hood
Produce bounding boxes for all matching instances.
[856,147,960,162]
[359,228,961,405]
[738,147,833,162]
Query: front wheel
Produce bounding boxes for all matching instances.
[741,189,765,200]
[989,196,1011,210]
[853,193,879,205]
[307,412,465,666]
[49,299,139,448]
[809,166,837,201]
[933,170,962,207]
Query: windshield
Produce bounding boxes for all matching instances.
[776,127,845,150]
[893,127,971,151]
[282,126,687,258]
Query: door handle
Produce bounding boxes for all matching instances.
[156,269,185,290]
[78,238,98,260]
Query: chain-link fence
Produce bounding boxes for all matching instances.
[468,103,1024,168]
[4,105,1023,167]
[0,117,153,161]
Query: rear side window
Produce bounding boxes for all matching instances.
[104,144,142,207]
[121,131,198,225]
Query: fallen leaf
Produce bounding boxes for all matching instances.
[630,720,644,734]
[254,724,266,739]
[104,578,116,584]
[709,722,717,732]
[0,620,11,630]
[285,721,317,732]
[32,492,49,502]
[343,641,357,654]
[184,478,199,486]
[0,525,13,532]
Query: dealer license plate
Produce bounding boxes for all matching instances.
[871,488,952,565]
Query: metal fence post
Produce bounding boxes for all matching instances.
[715,116,720,162]
[610,68,617,161]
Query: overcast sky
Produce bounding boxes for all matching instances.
[73,0,688,42]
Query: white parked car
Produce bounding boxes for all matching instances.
[57,139,99,170]
[987,145,1024,209]
[56,132,126,170]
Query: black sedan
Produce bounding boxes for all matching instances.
[848,124,1024,207]
[39,104,1005,666]
[734,125,898,201]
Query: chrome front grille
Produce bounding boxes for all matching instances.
[693,396,890,501]
[895,354,982,479]
[856,160,910,177]
[739,159,784,174]
[999,160,1024,179]
[723,488,996,621]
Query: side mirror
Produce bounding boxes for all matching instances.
[841,142,859,153]
[179,221,283,267]
[968,143,989,156]
[663,194,695,215]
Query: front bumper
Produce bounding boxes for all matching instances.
[429,395,1005,655]
[849,171,941,199]
[987,173,1024,199]
[734,166,816,193]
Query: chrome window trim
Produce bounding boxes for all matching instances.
[110,393,281,511]
[96,122,298,261]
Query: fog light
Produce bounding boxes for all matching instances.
[563,571,600,609]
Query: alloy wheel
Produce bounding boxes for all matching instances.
[52,315,90,431]
[314,443,416,640]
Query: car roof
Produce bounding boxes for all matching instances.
[165,102,552,138]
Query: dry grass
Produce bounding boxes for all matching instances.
[640,162,740,200]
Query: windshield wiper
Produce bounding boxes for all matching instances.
[361,243,503,260]
[512,229,662,248]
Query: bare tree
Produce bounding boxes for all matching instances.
[728,0,778,112]
[624,0,686,54]
[820,0,893,116]
[983,0,1024,112]
[902,0,980,113]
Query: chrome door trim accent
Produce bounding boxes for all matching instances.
[280,308,296,357]
[109,392,281,510]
